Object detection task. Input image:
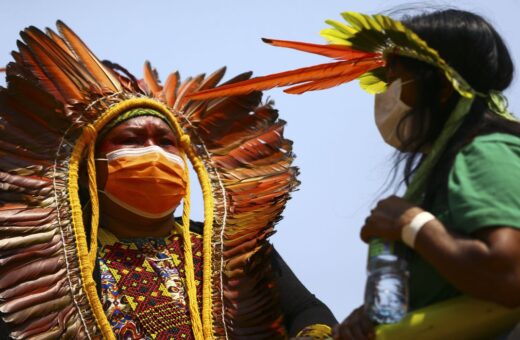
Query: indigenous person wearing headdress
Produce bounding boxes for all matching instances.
[189,8,520,339]
[0,22,336,339]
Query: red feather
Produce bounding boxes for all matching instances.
[284,59,384,94]
[187,58,381,100]
[262,38,379,60]
[186,38,384,100]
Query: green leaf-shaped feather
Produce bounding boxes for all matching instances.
[359,68,387,94]
[320,11,477,98]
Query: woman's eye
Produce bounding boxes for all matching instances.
[120,137,140,145]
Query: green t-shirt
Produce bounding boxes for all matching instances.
[409,132,520,310]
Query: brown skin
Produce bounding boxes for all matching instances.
[334,62,520,339]
[95,115,181,239]
[335,197,520,340]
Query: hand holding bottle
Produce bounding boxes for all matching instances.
[361,195,424,243]
[362,195,424,326]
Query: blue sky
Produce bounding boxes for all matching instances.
[1,0,519,321]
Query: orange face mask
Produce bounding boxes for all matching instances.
[99,145,187,219]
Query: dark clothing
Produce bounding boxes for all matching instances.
[272,249,337,336]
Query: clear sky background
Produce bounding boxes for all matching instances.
[1,0,519,322]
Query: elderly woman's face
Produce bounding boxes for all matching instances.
[97,116,180,157]
[96,115,181,190]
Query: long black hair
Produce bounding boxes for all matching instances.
[391,9,520,207]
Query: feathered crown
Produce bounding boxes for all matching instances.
[0,21,297,339]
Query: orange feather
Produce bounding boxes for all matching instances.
[197,66,227,91]
[56,21,122,92]
[187,58,381,100]
[174,74,204,111]
[163,71,180,107]
[45,28,75,58]
[143,61,163,98]
[262,38,379,60]
[284,59,384,94]
[24,27,95,88]
[16,40,66,102]
[20,31,83,101]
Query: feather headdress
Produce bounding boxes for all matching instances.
[0,21,297,339]
[186,10,516,202]
[187,11,478,100]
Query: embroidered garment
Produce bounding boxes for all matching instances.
[98,227,203,339]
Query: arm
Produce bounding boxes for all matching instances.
[361,195,520,307]
[362,137,520,306]
[271,248,337,337]
[414,219,520,307]
[337,136,520,339]
[333,214,520,340]
[333,196,520,340]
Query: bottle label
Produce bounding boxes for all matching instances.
[368,238,395,258]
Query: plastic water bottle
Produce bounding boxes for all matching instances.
[364,239,409,324]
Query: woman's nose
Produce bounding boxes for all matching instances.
[143,139,157,147]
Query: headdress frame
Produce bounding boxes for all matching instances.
[0,21,298,339]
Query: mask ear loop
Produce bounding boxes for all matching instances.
[84,125,100,269]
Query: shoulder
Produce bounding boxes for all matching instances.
[451,131,520,179]
[447,132,520,232]
[453,132,520,172]
[189,220,204,235]
[460,132,520,155]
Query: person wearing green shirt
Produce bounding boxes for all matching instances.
[184,7,520,339]
[337,9,520,340]
[409,132,520,311]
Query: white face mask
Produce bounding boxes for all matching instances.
[374,79,414,150]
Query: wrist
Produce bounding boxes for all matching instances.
[401,211,436,248]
